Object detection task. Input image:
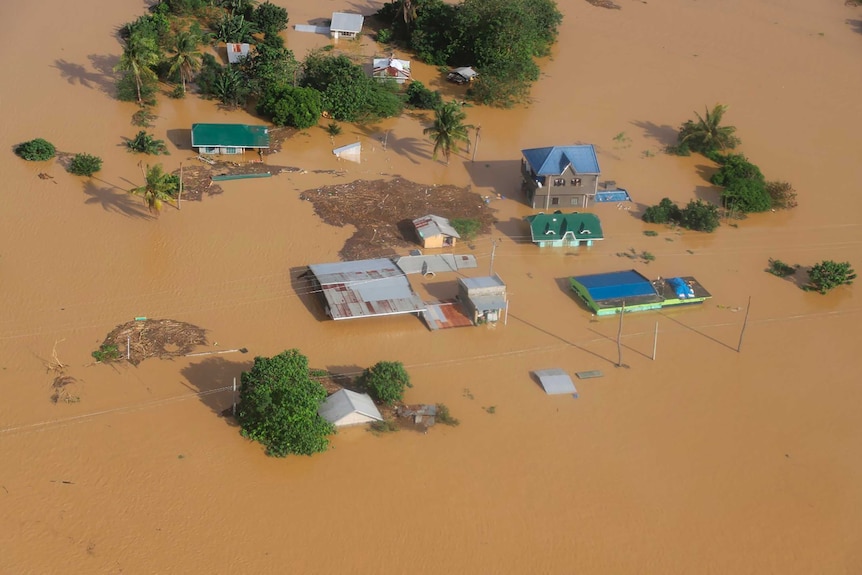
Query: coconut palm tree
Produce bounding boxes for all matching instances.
[131,164,178,214]
[114,33,160,106]
[400,0,418,26]
[678,104,740,154]
[168,30,203,95]
[423,102,473,165]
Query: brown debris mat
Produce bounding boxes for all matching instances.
[586,0,621,8]
[299,177,496,260]
[100,319,207,366]
[174,161,301,202]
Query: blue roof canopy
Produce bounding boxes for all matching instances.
[522,145,600,176]
[574,270,656,302]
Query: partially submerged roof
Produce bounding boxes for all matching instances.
[226,42,250,64]
[373,57,411,79]
[459,275,506,291]
[572,269,656,303]
[413,215,460,240]
[524,211,604,242]
[449,66,478,80]
[522,145,600,176]
[394,254,477,275]
[191,124,270,148]
[330,12,364,33]
[533,369,578,396]
[308,258,425,320]
[318,389,382,425]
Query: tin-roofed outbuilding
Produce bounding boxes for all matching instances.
[458,274,508,325]
[306,258,426,321]
[533,369,579,397]
[330,12,364,39]
[318,389,383,427]
[412,214,460,248]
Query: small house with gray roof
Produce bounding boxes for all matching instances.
[412,214,460,249]
[521,145,601,209]
[524,211,604,248]
[330,12,364,39]
[457,275,508,325]
[318,389,383,427]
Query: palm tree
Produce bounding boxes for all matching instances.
[131,164,178,214]
[168,31,203,95]
[400,0,418,26]
[678,104,740,154]
[423,102,473,165]
[114,33,160,105]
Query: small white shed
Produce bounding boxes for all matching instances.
[226,43,250,64]
[330,12,364,39]
[319,389,383,427]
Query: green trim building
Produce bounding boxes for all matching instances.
[524,211,604,248]
[191,123,270,155]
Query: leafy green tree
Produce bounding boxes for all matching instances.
[257,84,322,128]
[362,361,412,406]
[239,42,298,97]
[252,1,288,37]
[14,138,56,161]
[213,66,249,107]
[642,198,681,224]
[237,349,334,457]
[674,104,740,156]
[131,163,179,213]
[215,13,255,43]
[114,33,161,105]
[423,102,472,164]
[126,130,169,155]
[405,80,442,109]
[679,199,721,232]
[711,154,771,213]
[167,30,203,95]
[805,261,856,294]
[68,153,103,176]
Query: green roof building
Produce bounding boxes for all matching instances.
[191,123,270,155]
[524,211,604,248]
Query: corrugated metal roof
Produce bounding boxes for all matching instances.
[412,214,460,240]
[572,269,656,302]
[522,145,600,176]
[191,124,270,148]
[330,12,364,32]
[373,58,411,80]
[469,295,507,312]
[226,43,250,64]
[450,67,478,79]
[534,369,578,396]
[318,389,382,425]
[460,274,505,290]
[395,254,476,275]
[308,258,426,320]
[524,211,604,242]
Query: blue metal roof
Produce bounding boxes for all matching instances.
[573,270,656,302]
[521,145,600,176]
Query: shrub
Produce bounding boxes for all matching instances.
[710,154,772,213]
[257,84,322,129]
[766,180,798,210]
[405,80,442,110]
[436,403,459,426]
[326,122,342,136]
[369,419,400,434]
[679,199,721,232]
[643,230,659,237]
[805,260,856,294]
[68,153,103,176]
[126,131,169,155]
[92,344,121,363]
[450,218,481,240]
[116,72,157,106]
[252,1,289,37]
[132,108,157,127]
[362,361,412,405]
[642,198,681,224]
[15,138,56,161]
[377,28,393,43]
[766,258,798,278]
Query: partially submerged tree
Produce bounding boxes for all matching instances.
[257,83,322,128]
[14,138,56,161]
[167,30,203,95]
[114,33,161,105]
[710,154,771,213]
[362,361,412,406]
[672,104,740,156]
[131,163,179,213]
[252,1,289,37]
[642,197,720,232]
[68,153,103,176]
[423,102,472,164]
[805,260,856,294]
[126,130,169,155]
[237,349,334,457]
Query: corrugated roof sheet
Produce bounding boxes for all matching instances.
[460,275,506,290]
[308,258,425,320]
[534,369,578,396]
[522,145,600,176]
[524,211,604,242]
[412,214,460,240]
[469,295,507,312]
[394,254,476,275]
[330,12,364,32]
[318,389,382,425]
[572,269,657,302]
[191,124,270,148]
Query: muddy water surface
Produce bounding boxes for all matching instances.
[1,0,861,573]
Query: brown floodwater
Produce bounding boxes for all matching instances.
[1,0,861,572]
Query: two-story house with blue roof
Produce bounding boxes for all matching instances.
[521,145,601,209]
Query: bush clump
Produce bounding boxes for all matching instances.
[436,403,459,426]
[766,258,798,278]
[15,138,56,161]
[361,361,412,405]
[405,80,442,110]
[92,344,121,363]
[805,260,856,294]
[68,153,103,176]
[642,197,720,232]
[450,218,481,240]
[710,154,772,213]
[126,131,169,155]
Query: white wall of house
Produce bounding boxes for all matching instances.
[333,412,378,427]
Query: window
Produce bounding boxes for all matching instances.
[571,197,580,206]
[572,178,582,187]
[224,147,239,155]
[551,197,560,206]
[203,146,219,154]
[554,178,566,186]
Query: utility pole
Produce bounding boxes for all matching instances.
[652,321,658,361]
[232,377,237,417]
[471,125,481,163]
[616,300,625,367]
[737,296,752,352]
[489,239,497,276]
[177,162,183,210]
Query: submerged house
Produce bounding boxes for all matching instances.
[524,211,604,248]
[457,275,508,325]
[569,269,712,316]
[226,42,250,64]
[373,56,411,83]
[447,67,478,84]
[330,12,364,39]
[412,215,460,249]
[191,123,270,155]
[318,389,383,427]
[521,145,601,209]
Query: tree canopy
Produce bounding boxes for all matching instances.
[14,138,56,161]
[673,104,740,156]
[237,349,334,457]
[710,154,772,213]
[423,102,472,164]
[362,361,412,406]
[257,84,322,129]
[805,261,856,294]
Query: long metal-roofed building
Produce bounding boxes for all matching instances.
[569,269,711,316]
[191,123,270,155]
[306,258,426,320]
